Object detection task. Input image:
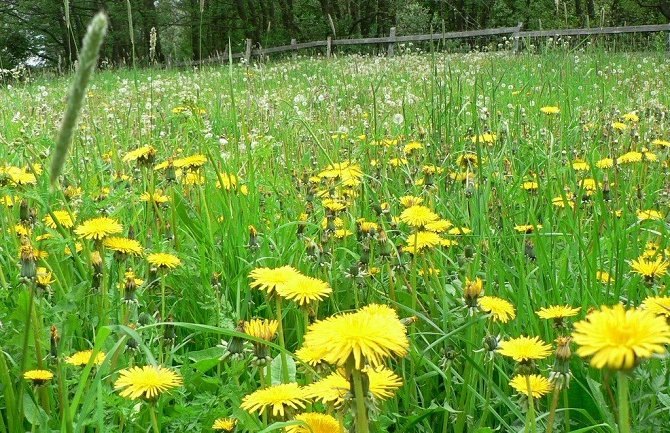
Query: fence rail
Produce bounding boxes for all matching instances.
[172,22,670,67]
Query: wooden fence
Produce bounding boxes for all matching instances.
[177,22,670,66]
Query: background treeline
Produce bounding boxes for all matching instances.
[1,0,669,69]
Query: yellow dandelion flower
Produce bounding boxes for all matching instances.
[403,141,423,155]
[612,122,628,131]
[304,366,402,406]
[65,350,105,367]
[399,205,439,228]
[522,181,539,191]
[552,194,575,209]
[36,267,55,287]
[572,304,670,370]
[470,132,497,144]
[514,224,542,234]
[23,369,54,385]
[641,296,670,318]
[596,271,614,283]
[404,231,444,253]
[478,296,516,323]
[103,237,144,257]
[122,146,156,164]
[399,195,424,208]
[301,304,408,369]
[174,154,207,169]
[630,256,669,279]
[540,106,560,115]
[509,374,553,398]
[285,413,343,433]
[617,151,642,165]
[596,158,614,169]
[536,305,581,319]
[114,365,183,400]
[652,139,670,147]
[74,217,123,240]
[277,275,332,306]
[140,191,170,204]
[637,209,663,221]
[572,160,590,171]
[447,226,472,235]
[244,319,278,341]
[622,112,639,122]
[240,383,308,417]
[216,173,238,190]
[249,266,302,295]
[497,336,552,362]
[212,417,237,431]
[424,219,453,233]
[147,252,181,269]
[43,210,75,229]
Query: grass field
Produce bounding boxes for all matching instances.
[2,48,670,433]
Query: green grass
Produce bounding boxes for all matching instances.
[1,47,670,433]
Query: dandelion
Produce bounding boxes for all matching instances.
[572,160,590,171]
[522,181,539,191]
[23,369,54,385]
[596,158,614,169]
[114,365,182,400]
[75,217,123,240]
[249,266,302,296]
[637,209,663,221]
[147,252,181,269]
[43,210,75,229]
[304,366,402,405]
[617,151,642,165]
[514,224,542,233]
[622,112,639,122]
[536,305,581,320]
[630,256,669,280]
[497,336,552,362]
[479,296,516,323]
[572,304,670,370]
[65,350,105,367]
[103,237,144,257]
[652,138,670,147]
[123,145,156,164]
[240,383,308,418]
[509,374,553,398]
[285,413,343,433]
[641,296,670,317]
[612,121,628,131]
[276,274,332,306]
[301,304,409,369]
[540,106,560,115]
[404,231,444,253]
[174,154,207,170]
[212,418,237,431]
[399,205,439,228]
[596,271,614,283]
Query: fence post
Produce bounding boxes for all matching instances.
[513,21,523,53]
[244,38,252,63]
[291,38,297,59]
[327,36,332,58]
[388,27,397,57]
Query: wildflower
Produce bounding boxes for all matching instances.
[497,336,552,362]
[249,266,302,296]
[147,252,181,269]
[403,141,423,155]
[652,139,670,147]
[514,224,542,234]
[522,181,539,191]
[43,210,75,229]
[114,365,183,400]
[509,374,553,398]
[596,158,614,169]
[216,173,238,190]
[637,209,663,221]
[463,277,484,308]
[447,226,472,235]
[596,271,614,283]
[23,369,54,385]
[212,418,237,431]
[399,195,423,208]
[552,194,575,209]
[304,366,402,405]
[456,153,479,167]
[424,219,453,232]
[301,304,408,369]
[470,132,497,144]
[103,237,144,257]
[550,336,573,388]
[244,318,278,364]
[536,305,581,320]
[75,217,123,240]
[404,231,444,253]
[479,296,516,323]
[123,146,156,165]
[36,267,55,289]
[285,413,343,433]
[140,191,170,204]
[641,296,670,318]
[572,304,670,370]
[612,122,627,131]
[174,154,207,170]
[572,160,590,171]
[617,151,642,165]
[240,383,308,417]
[277,275,332,306]
[630,256,669,280]
[65,350,105,367]
[622,112,639,122]
[399,205,439,228]
[540,106,560,115]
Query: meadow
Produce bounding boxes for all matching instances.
[1,45,670,433]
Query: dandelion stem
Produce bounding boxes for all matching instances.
[546,385,561,433]
[149,404,161,433]
[351,368,370,433]
[617,372,631,433]
[274,296,290,383]
[526,375,537,433]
